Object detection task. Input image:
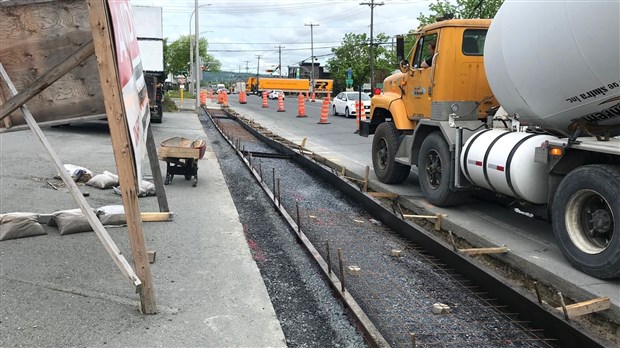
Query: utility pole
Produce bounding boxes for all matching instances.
[304,23,319,92]
[275,45,285,77]
[194,0,200,110]
[255,54,261,93]
[245,60,250,76]
[360,0,383,90]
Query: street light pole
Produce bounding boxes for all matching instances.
[360,0,383,90]
[194,0,200,109]
[189,3,211,108]
[305,23,319,93]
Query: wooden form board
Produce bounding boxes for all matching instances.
[0,0,106,131]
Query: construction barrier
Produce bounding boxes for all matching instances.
[297,93,306,118]
[239,90,247,104]
[217,90,223,104]
[223,91,229,107]
[261,91,268,108]
[277,93,285,112]
[317,93,330,124]
[199,90,207,106]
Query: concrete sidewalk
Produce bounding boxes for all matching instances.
[0,111,285,346]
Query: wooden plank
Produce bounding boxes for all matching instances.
[459,246,509,255]
[0,41,95,121]
[0,63,142,291]
[555,297,610,318]
[141,212,174,222]
[147,251,156,264]
[87,0,156,314]
[368,192,400,199]
[402,214,439,219]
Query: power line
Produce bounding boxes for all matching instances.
[360,0,384,89]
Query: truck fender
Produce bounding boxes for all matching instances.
[370,93,416,132]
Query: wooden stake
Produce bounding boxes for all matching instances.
[434,213,441,231]
[147,251,156,263]
[410,333,416,348]
[533,281,542,304]
[459,246,509,256]
[276,178,281,208]
[300,137,307,148]
[296,201,301,234]
[558,292,570,320]
[146,126,169,213]
[338,248,345,293]
[326,241,332,276]
[368,192,399,199]
[448,231,458,252]
[555,297,610,318]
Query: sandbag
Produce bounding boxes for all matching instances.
[86,172,119,189]
[96,205,126,226]
[49,209,93,235]
[0,212,46,241]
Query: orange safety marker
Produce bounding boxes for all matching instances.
[311,91,316,102]
[261,91,268,108]
[200,90,207,106]
[277,93,285,112]
[223,91,229,107]
[297,92,306,118]
[317,93,331,124]
[217,90,222,104]
[239,90,247,104]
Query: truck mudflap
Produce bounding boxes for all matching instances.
[359,120,371,137]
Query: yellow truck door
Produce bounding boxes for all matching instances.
[403,33,438,121]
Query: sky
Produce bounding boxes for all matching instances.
[129,0,432,75]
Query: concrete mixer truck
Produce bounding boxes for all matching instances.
[359,0,620,279]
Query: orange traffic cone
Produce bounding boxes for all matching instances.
[217,90,223,104]
[277,93,285,112]
[311,91,316,102]
[239,90,247,104]
[223,91,229,107]
[355,100,361,130]
[200,90,207,106]
[317,95,330,124]
[360,100,367,121]
[297,93,306,118]
[261,91,268,108]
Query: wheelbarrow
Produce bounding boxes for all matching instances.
[158,137,206,187]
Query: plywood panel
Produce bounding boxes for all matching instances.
[0,0,105,130]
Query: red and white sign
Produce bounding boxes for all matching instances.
[108,0,150,184]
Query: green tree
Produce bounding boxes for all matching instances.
[401,0,504,60]
[326,32,395,91]
[165,35,221,77]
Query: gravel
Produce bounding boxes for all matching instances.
[200,114,368,348]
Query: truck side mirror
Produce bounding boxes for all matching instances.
[399,59,410,73]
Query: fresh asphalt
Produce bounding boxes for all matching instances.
[0,107,286,346]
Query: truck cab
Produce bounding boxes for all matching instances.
[364,19,497,136]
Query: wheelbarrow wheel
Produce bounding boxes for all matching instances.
[192,176,198,187]
[164,173,172,185]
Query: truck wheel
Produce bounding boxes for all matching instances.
[418,132,468,206]
[372,122,410,184]
[552,164,620,279]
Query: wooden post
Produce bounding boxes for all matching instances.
[326,241,332,276]
[87,0,157,314]
[338,248,345,293]
[146,126,169,212]
[0,86,11,128]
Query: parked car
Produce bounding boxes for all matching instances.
[268,90,285,100]
[331,91,371,118]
